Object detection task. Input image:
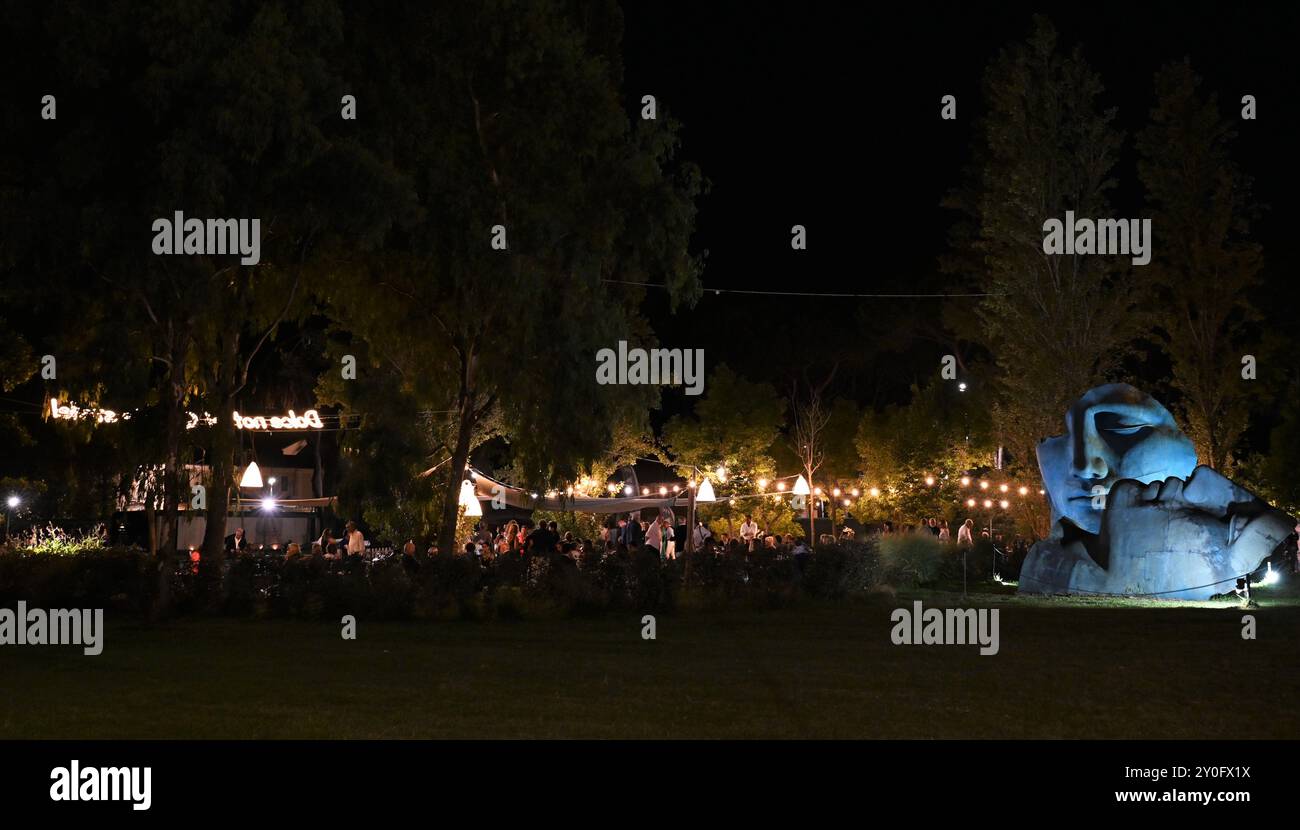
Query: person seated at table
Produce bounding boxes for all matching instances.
[316,527,337,549]
[225,527,249,554]
[284,542,302,562]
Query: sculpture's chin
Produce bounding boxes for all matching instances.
[1058,508,1102,537]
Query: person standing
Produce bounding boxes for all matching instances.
[691,520,711,551]
[938,520,951,542]
[345,520,366,560]
[739,515,760,552]
[620,514,644,549]
[957,519,974,546]
[646,514,672,562]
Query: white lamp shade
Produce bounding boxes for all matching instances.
[459,479,483,517]
[792,475,811,496]
[239,461,263,489]
[696,478,716,502]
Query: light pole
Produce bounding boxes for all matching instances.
[4,495,19,544]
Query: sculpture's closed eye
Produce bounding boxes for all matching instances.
[1094,412,1154,443]
[1104,424,1151,436]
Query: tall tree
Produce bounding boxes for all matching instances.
[323,1,704,555]
[1,1,405,605]
[856,377,997,524]
[1137,60,1262,472]
[943,17,1136,473]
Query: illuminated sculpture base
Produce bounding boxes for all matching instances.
[1020,466,1291,600]
[1019,383,1291,600]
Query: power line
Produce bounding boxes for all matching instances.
[602,278,1003,299]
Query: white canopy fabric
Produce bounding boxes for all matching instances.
[469,471,684,515]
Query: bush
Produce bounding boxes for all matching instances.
[0,546,151,610]
[878,533,944,587]
[801,540,879,598]
[0,537,975,621]
[10,523,108,556]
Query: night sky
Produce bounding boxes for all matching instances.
[622,1,1300,414]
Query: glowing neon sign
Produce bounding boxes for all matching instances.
[232,409,324,430]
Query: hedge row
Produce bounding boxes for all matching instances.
[0,537,1014,620]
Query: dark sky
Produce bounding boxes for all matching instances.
[621,1,1300,407]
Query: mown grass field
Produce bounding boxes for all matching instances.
[3,589,1298,739]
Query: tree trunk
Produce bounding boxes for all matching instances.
[436,394,477,556]
[201,422,235,575]
[155,330,188,618]
[144,472,157,557]
[202,331,242,577]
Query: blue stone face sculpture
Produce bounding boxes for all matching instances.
[1020,384,1291,599]
[1037,383,1198,535]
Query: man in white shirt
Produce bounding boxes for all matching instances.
[345,520,366,559]
[644,515,664,557]
[739,515,760,551]
[691,521,711,550]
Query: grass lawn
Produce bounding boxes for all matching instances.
[4,589,1299,739]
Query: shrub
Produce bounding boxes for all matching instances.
[12,523,107,556]
[878,533,944,587]
[0,546,151,609]
[0,537,988,621]
[802,540,879,598]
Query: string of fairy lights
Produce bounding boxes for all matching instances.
[536,467,1047,514]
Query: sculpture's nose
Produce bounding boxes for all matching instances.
[1071,418,1110,482]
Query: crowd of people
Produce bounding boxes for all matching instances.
[209,509,1039,577]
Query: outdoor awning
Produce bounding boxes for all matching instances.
[469,472,683,515]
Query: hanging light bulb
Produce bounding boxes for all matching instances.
[459,479,482,517]
[239,461,263,489]
[697,479,717,502]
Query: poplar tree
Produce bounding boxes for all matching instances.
[943,17,1135,471]
[1137,60,1263,472]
